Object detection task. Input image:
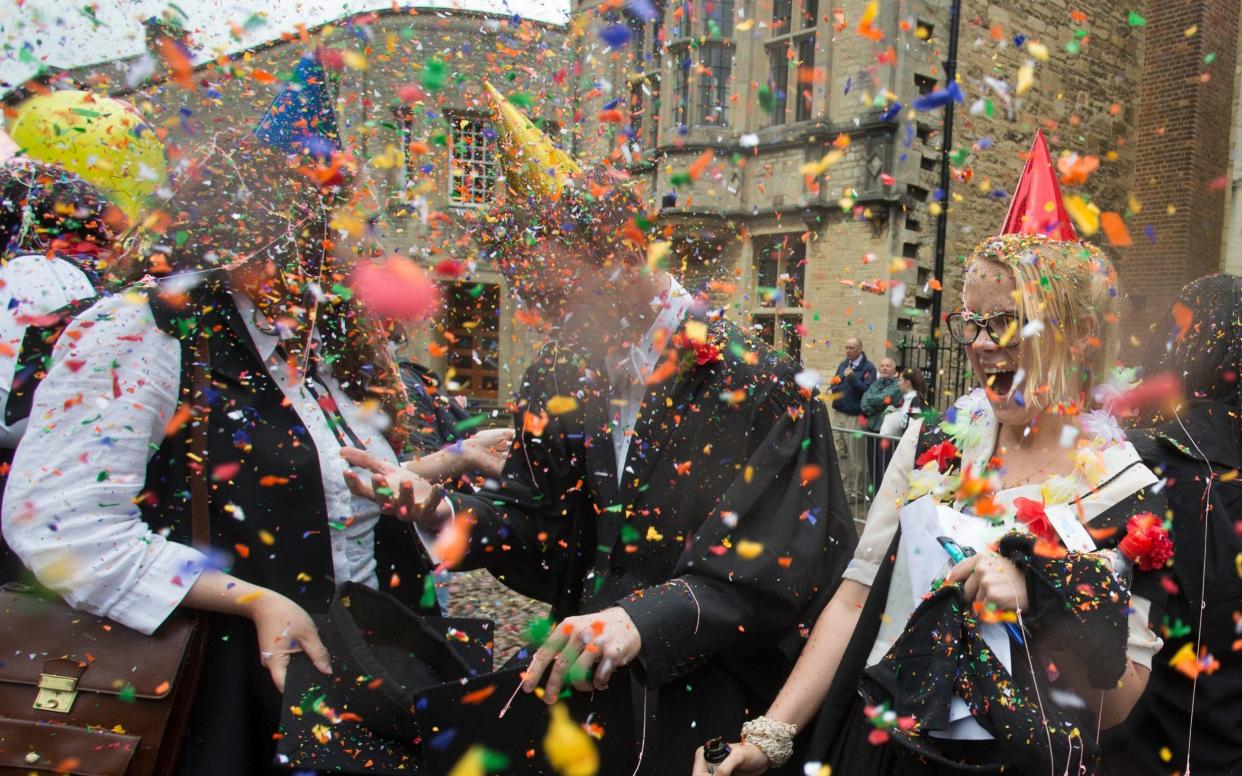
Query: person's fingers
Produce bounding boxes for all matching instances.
[522,623,570,693]
[371,473,395,512]
[523,645,558,694]
[945,555,979,584]
[691,747,710,776]
[340,446,398,474]
[704,747,749,776]
[298,627,333,676]
[593,655,616,691]
[396,479,418,520]
[963,569,981,602]
[540,625,587,698]
[542,645,580,702]
[342,469,375,500]
[409,484,444,526]
[569,642,601,692]
[267,652,290,694]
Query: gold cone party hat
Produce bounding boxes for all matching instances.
[483,81,580,200]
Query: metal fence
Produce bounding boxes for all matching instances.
[896,337,973,414]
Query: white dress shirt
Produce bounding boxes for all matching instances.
[0,254,97,447]
[2,287,398,635]
[603,276,693,482]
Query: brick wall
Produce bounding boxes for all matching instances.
[1119,0,1239,354]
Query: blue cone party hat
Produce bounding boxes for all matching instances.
[253,52,340,158]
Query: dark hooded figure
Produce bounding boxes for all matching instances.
[341,86,856,774]
[1103,274,1242,776]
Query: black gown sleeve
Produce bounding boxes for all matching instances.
[450,360,590,608]
[616,388,856,686]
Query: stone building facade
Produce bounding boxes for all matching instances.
[54,8,575,409]
[25,0,1242,408]
[570,0,1188,402]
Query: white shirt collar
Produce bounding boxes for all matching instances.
[230,289,322,366]
[606,275,694,386]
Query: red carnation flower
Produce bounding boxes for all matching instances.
[1118,512,1174,572]
[915,439,960,473]
[673,333,722,368]
[1013,497,1058,544]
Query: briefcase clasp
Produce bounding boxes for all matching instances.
[34,672,79,713]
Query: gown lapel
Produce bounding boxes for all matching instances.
[590,314,717,569]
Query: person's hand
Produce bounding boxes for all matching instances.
[945,551,1029,612]
[249,592,331,693]
[522,607,642,701]
[843,367,854,378]
[341,447,450,529]
[691,741,771,776]
[462,427,515,478]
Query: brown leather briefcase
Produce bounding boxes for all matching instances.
[0,588,205,775]
[0,331,212,775]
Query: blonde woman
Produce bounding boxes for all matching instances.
[693,233,1169,775]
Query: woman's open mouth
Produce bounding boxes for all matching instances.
[983,368,1016,398]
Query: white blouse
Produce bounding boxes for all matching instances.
[845,394,1164,672]
[0,254,97,447]
[2,287,399,635]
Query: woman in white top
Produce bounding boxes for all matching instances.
[694,233,1167,775]
[0,134,492,774]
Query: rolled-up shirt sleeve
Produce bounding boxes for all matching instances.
[842,418,922,588]
[1126,595,1163,670]
[1,293,206,635]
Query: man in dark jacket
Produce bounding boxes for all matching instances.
[341,90,855,775]
[829,336,875,503]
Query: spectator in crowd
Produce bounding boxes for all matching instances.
[872,366,929,494]
[830,336,875,503]
[860,357,903,497]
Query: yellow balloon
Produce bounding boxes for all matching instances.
[8,90,167,224]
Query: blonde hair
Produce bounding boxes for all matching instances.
[964,233,1119,410]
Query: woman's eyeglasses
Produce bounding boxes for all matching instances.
[946,311,1022,347]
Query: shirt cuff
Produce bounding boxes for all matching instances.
[842,557,879,588]
[102,541,209,636]
[1125,595,1163,670]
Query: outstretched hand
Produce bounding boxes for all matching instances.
[341,447,450,530]
[461,427,515,478]
[522,608,642,701]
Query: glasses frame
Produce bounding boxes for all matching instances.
[946,310,1023,347]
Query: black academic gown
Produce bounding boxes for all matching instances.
[451,311,857,774]
[1103,401,1242,776]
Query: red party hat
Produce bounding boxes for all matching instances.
[999,130,1077,240]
